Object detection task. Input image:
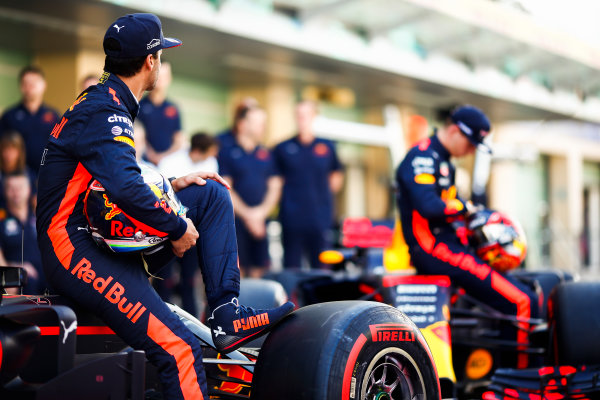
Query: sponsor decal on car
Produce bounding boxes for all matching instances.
[465,348,493,380]
[217,354,253,394]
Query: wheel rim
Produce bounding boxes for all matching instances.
[361,347,427,400]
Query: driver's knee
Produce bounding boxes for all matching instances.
[177,180,233,227]
[202,180,233,217]
[179,179,232,211]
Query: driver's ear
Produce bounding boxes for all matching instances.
[146,54,153,69]
[145,54,156,71]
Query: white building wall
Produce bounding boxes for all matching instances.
[493,121,600,276]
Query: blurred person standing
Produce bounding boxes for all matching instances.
[136,60,183,165]
[159,132,219,178]
[80,74,99,92]
[0,172,45,294]
[273,100,343,269]
[0,131,38,210]
[220,106,281,277]
[216,97,258,154]
[0,66,59,174]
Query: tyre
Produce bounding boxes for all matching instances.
[550,281,600,365]
[251,301,440,400]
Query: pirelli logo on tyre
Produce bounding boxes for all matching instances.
[369,323,415,343]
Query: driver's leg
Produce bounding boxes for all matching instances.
[41,240,208,399]
[176,180,293,353]
[411,236,538,368]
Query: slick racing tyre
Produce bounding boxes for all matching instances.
[251,301,440,400]
[550,281,600,365]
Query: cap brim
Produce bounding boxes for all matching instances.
[458,125,492,154]
[162,37,182,49]
[476,141,492,154]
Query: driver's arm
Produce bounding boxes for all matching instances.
[398,152,466,220]
[75,107,187,241]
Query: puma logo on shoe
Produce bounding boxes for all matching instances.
[233,313,270,332]
[208,297,294,353]
[213,326,225,337]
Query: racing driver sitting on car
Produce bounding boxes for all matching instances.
[395,105,539,369]
[35,13,293,400]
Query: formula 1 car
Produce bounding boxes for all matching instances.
[263,216,600,399]
[0,265,441,400]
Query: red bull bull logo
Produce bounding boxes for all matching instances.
[103,194,122,220]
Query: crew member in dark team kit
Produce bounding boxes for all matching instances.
[0,172,44,294]
[137,60,183,165]
[216,97,259,156]
[0,66,59,174]
[273,100,343,269]
[395,105,538,368]
[35,13,293,399]
[219,106,281,277]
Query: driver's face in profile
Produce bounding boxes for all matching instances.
[451,125,477,157]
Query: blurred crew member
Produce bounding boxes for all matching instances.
[273,100,343,269]
[0,172,45,294]
[159,132,219,178]
[0,131,37,210]
[216,97,259,154]
[137,61,183,165]
[0,66,59,173]
[220,106,281,277]
[35,13,293,399]
[395,105,538,368]
[80,74,99,92]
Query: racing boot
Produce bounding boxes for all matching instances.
[208,297,294,353]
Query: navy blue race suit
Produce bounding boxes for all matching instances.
[396,135,539,368]
[36,72,240,399]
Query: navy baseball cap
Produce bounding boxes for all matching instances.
[104,13,182,58]
[451,105,491,152]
